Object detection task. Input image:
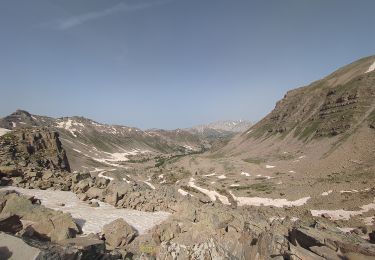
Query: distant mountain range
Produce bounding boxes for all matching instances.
[0,110,251,169]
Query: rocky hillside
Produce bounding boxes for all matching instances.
[1,128,375,259]
[0,110,207,170]
[223,56,375,159]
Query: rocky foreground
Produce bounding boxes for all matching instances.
[1,128,375,259]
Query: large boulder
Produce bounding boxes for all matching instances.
[0,192,80,242]
[0,232,42,260]
[86,187,105,200]
[102,218,137,249]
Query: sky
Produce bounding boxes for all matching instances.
[0,0,374,129]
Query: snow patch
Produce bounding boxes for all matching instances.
[217,174,226,179]
[321,190,333,196]
[98,172,114,181]
[144,180,156,190]
[230,184,240,187]
[178,189,192,197]
[56,119,84,137]
[366,61,375,73]
[203,172,216,177]
[12,122,16,128]
[230,191,310,207]
[0,128,10,136]
[188,178,230,205]
[311,199,375,220]
[1,186,170,234]
[265,165,275,169]
[240,172,250,177]
[122,178,131,184]
[340,189,359,194]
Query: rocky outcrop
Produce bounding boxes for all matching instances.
[0,127,70,180]
[102,218,137,249]
[0,232,42,260]
[0,190,79,242]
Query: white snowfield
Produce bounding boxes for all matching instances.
[230,191,311,208]
[1,187,170,235]
[188,178,230,205]
[366,61,375,73]
[73,148,147,168]
[311,199,375,220]
[0,128,10,136]
[240,172,250,177]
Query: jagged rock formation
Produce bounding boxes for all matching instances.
[0,128,70,172]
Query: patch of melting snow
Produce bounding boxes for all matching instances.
[241,172,250,177]
[289,170,296,173]
[229,191,311,207]
[298,155,306,159]
[98,172,114,181]
[158,174,164,179]
[183,145,195,151]
[337,227,355,233]
[188,178,230,205]
[321,190,333,196]
[340,189,359,193]
[178,189,193,197]
[56,119,84,137]
[143,180,156,190]
[311,199,375,220]
[265,165,275,169]
[203,172,216,177]
[230,184,240,187]
[269,216,299,222]
[71,150,134,168]
[0,128,10,136]
[12,122,16,128]
[122,178,131,184]
[1,187,170,235]
[366,61,375,73]
[217,175,226,179]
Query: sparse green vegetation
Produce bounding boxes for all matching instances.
[243,157,265,164]
[230,182,274,193]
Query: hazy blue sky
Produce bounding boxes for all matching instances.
[0,0,374,129]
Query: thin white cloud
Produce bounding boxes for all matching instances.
[57,0,171,30]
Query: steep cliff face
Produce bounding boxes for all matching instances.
[0,128,71,173]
